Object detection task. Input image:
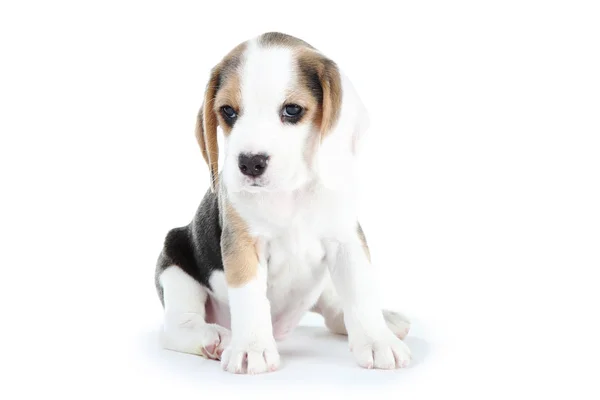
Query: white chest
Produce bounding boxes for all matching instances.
[264,224,328,317]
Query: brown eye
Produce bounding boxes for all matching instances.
[282,104,303,122]
[220,105,237,120]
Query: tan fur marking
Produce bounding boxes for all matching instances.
[357,223,371,263]
[221,203,258,287]
[195,107,209,166]
[319,60,342,137]
[295,48,342,139]
[214,71,241,136]
[202,70,221,191]
[290,47,343,166]
[195,42,247,191]
[286,68,321,167]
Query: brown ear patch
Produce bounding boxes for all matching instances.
[221,203,259,287]
[213,69,242,137]
[201,69,221,191]
[195,107,209,167]
[357,223,371,263]
[295,49,342,138]
[195,41,247,191]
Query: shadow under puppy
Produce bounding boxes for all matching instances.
[155,32,411,374]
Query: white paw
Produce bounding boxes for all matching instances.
[196,324,231,360]
[350,331,412,369]
[161,322,231,359]
[383,309,411,340]
[221,338,280,374]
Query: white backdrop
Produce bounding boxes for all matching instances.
[1,1,598,398]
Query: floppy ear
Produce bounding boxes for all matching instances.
[316,61,370,190]
[195,66,221,192]
[318,58,343,139]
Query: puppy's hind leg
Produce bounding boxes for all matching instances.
[313,275,412,340]
[158,265,230,359]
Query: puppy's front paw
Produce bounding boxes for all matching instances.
[221,338,280,374]
[350,331,411,369]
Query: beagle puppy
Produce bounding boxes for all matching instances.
[155,32,411,374]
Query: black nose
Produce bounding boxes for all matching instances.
[238,153,269,177]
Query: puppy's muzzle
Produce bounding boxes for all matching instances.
[238,153,269,177]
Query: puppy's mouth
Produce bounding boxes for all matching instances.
[245,177,267,189]
[237,180,270,193]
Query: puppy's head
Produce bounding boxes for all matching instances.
[196,32,369,193]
